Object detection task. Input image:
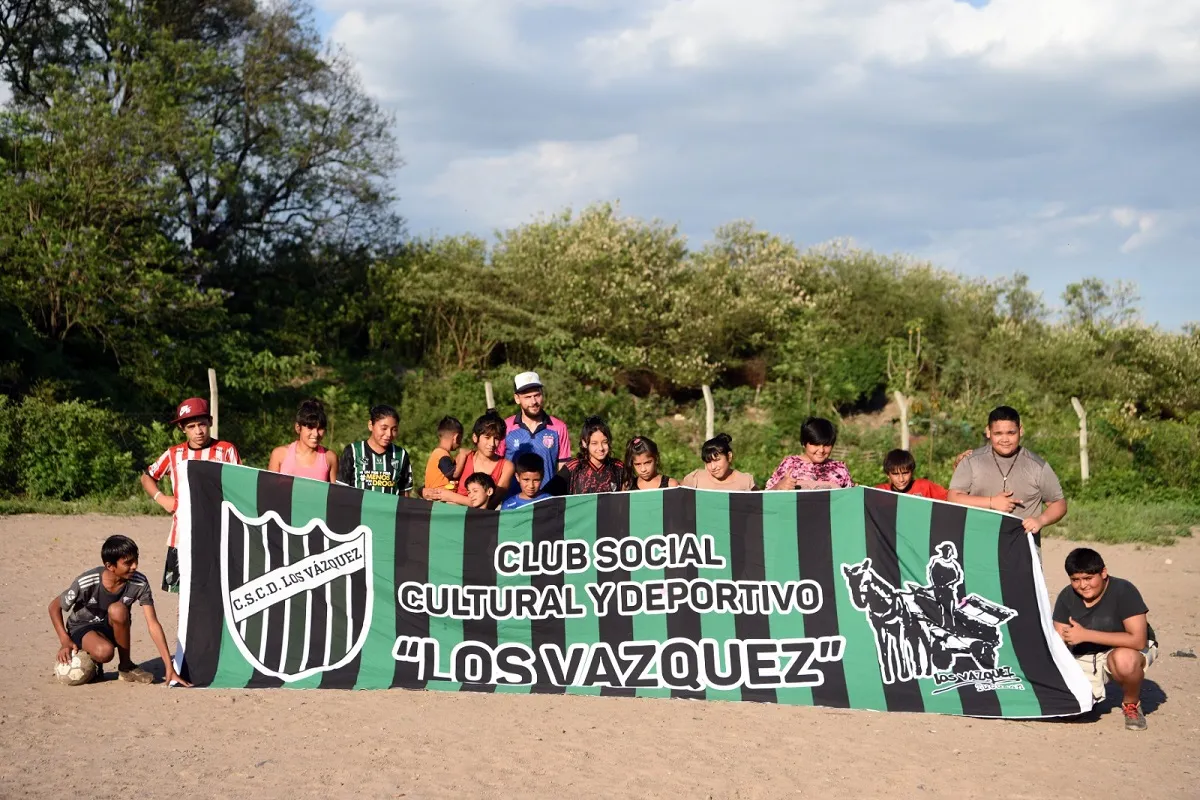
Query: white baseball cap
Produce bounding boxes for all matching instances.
[514,371,543,393]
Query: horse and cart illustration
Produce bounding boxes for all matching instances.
[841,543,1018,684]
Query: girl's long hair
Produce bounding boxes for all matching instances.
[580,415,613,464]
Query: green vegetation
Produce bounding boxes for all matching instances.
[0,495,163,517]
[1,1,1197,544]
[1051,500,1199,546]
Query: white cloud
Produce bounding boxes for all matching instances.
[581,0,1200,85]
[424,134,640,228]
[324,0,569,102]
[1110,207,1170,254]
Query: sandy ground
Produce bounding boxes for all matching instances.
[0,514,1197,800]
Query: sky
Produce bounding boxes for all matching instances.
[160,1,1200,326]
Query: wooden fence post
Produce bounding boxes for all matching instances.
[702,384,715,442]
[484,380,495,412]
[894,390,910,451]
[1071,396,1089,483]
[208,368,219,439]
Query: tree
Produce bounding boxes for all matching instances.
[374,235,505,373]
[491,204,703,388]
[156,0,401,267]
[997,272,1046,327]
[1062,278,1140,331]
[0,0,254,108]
[0,85,222,398]
[0,0,400,405]
[687,221,812,372]
[1,0,400,268]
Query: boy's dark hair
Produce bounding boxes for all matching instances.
[700,433,734,463]
[883,449,917,474]
[513,452,545,477]
[473,412,506,440]
[102,535,139,566]
[988,405,1021,427]
[623,435,660,489]
[464,472,497,492]
[800,417,838,447]
[1064,547,1105,575]
[437,416,464,438]
[296,398,328,429]
[369,404,399,425]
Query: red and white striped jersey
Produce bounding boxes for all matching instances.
[148,440,241,547]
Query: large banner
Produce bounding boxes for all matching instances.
[174,462,1092,717]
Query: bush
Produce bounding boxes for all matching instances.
[131,420,179,472]
[3,372,1198,511]
[218,404,297,468]
[16,397,134,499]
[0,396,18,494]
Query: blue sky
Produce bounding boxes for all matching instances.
[313,0,1200,329]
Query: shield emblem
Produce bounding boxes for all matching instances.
[541,434,554,449]
[220,502,373,682]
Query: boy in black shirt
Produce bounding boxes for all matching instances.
[1052,547,1157,730]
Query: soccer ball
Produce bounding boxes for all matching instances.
[54,651,98,686]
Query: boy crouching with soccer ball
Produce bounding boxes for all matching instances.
[49,535,190,687]
[1053,547,1157,730]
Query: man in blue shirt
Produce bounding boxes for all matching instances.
[497,371,570,494]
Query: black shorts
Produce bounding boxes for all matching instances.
[69,620,115,649]
[162,546,180,593]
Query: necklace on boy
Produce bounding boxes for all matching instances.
[991,450,1018,491]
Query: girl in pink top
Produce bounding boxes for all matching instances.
[269,399,337,482]
[766,417,853,490]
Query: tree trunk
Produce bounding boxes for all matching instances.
[702,384,715,442]
[208,367,219,439]
[1071,397,1089,483]
[894,390,910,451]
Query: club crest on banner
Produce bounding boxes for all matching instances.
[220,502,373,682]
[841,542,1022,693]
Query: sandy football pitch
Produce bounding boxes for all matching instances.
[1,513,1197,799]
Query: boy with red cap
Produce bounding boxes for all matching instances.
[140,397,241,592]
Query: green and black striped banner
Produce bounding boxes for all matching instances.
[174,462,1092,717]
